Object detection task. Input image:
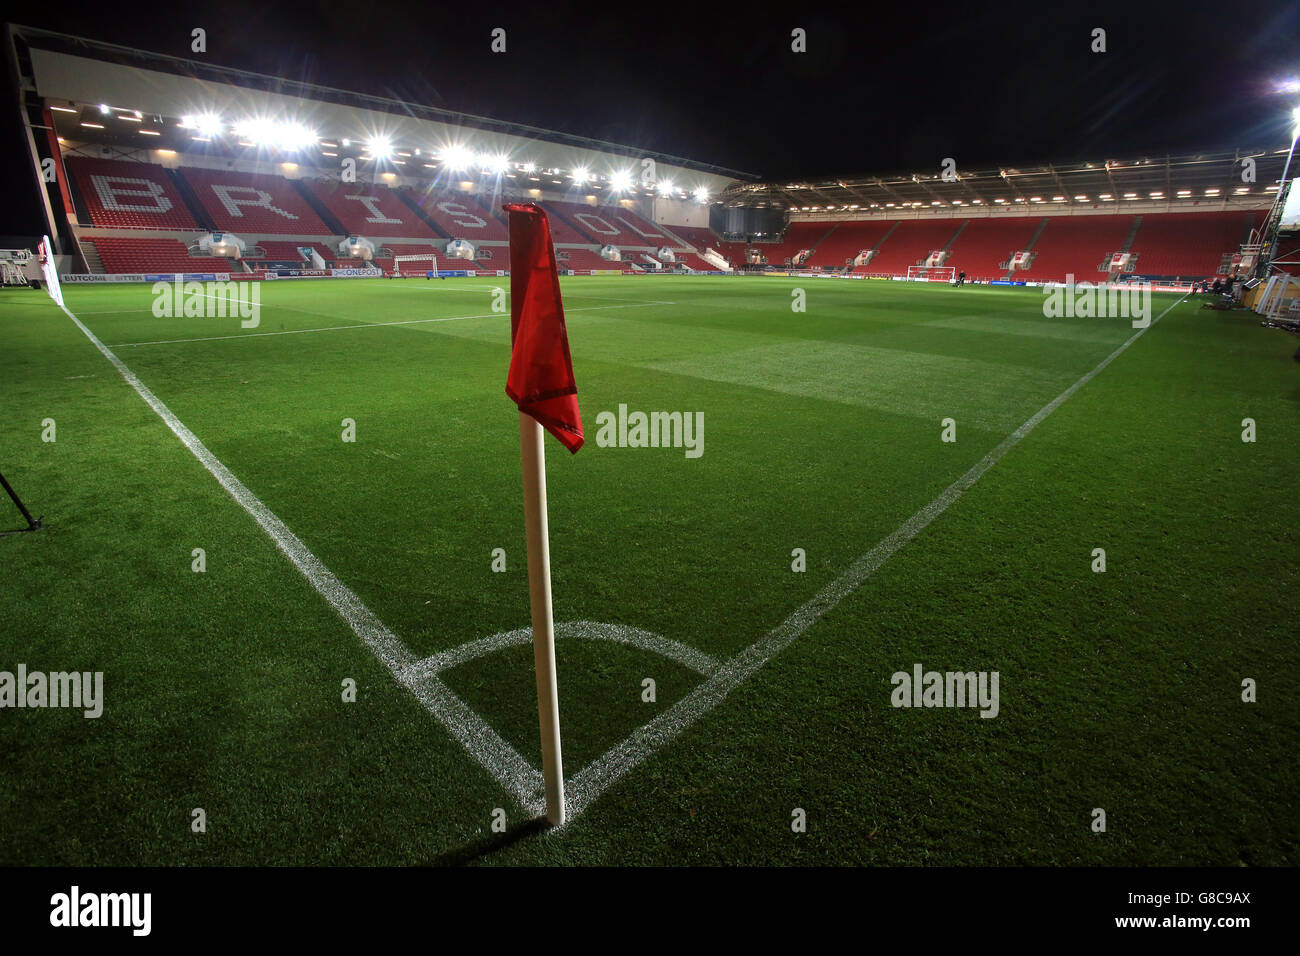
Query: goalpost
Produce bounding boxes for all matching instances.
[906,265,956,282]
[391,254,439,278]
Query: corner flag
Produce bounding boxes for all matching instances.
[504,204,584,453]
[37,236,64,308]
[503,202,582,825]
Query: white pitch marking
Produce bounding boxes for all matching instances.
[560,294,1191,820]
[404,620,720,682]
[400,621,722,813]
[57,301,544,811]
[108,301,676,348]
[111,311,504,347]
[57,284,1188,827]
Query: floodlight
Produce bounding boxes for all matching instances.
[368,136,393,159]
[609,169,633,191]
[277,122,317,150]
[572,167,590,183]
[233,118,273,144]
[693,186,709,202]
[441,144,472,169]
[194,114,223,138]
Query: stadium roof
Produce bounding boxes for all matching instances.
[8,24,753,197]
[725,150,1291,213]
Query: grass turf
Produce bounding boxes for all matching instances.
[0,275,1295,865]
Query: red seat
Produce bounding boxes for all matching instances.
[306,182,437,239]
[180,168,332,236]
[87,236,232,274]
[67,156,198,230]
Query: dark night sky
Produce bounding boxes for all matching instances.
[3,0,1299,233]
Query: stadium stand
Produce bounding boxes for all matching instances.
[180,167,333,235]
[679,252,722,271]
[805,221,896,269]
[945,217,1043,279]
[306,182,438,239]
[472,245,510,270]
[861,219,964,275]
[86,236,235,274]
[716,240,753,266]
[250,240,335,262]
[747,222,836,266]
[404,189,508,241]
[58,155,1281,283]
[66,156,200,230]
[540,201,666,246]
[613,206,684,246]
[558,248,633,272]
[1014,216,1133,281]
[536,206,592,244]
[1128,210,1264,278]
[668,225,725,252]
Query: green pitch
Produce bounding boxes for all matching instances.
[1,275,1295,865]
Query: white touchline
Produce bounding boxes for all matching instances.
[57,301,544,812]
[107,301,677,348]
[561,293,1191,820]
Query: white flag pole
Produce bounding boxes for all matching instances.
[518,410,565,825]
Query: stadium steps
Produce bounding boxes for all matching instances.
[655,223,692,248]
[807,222,841,263]
[392,189,452,240]
[165,168,217,231]
[289,179,348,236]
[1005,218,1050,279]
[1121,215,1142,253]
[1119,216,1143,273]
[544,204,599,243]
[940,221,967,257]
[846,221,902,273]
[64,167,93,226]
[872,220,901,252]
[79,239,105,274]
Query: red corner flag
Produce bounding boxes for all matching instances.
[504,202,584,453]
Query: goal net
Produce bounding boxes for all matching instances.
[391,254,438,277]
[906,265,956,282]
